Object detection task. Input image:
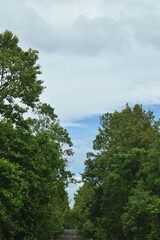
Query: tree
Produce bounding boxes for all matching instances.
[93,104,158,153]
[73,184,96,238]
[0,30,73,239]
[122,144,160,240]
[0,30,44,123]
[74,104,160,240]
[0,157,23,240]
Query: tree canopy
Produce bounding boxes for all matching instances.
[74,104,160,240]
[0,30,73,240]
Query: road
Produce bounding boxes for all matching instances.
[62,229,77,240]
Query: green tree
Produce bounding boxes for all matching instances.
[93,104,158,153]
[0,157,23,240]
[0,30,44,124]
[74,184,95,239]
[122,143,160,240]
[75,104,160,240]
[0,30,73,239]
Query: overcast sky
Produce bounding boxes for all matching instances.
[1,0,160,206]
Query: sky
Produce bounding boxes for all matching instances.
[1,0,160,207]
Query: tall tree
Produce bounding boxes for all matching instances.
[74,104,160,240]
[0,30,72,240]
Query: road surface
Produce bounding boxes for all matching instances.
[62,229,77,240]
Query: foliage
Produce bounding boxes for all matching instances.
[74,104,160,240]
[0,30,72,240]
[0,158,23,239]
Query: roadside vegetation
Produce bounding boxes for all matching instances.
[73,104,160,240]
[0,30,73,240]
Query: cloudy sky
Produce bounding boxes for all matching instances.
[1,0,160,206]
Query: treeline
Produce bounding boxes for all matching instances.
[0,31,73,240]
[73,104,160,240]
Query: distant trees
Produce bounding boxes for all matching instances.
[74,104,160,240]
[0,30,72,240]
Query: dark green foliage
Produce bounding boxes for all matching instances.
[74,104,160,240]
[0,30,72,239]
[0,158,23,239]
[63,207,77,229]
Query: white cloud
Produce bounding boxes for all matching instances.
[39,47,160,122]
[27,0,105,27]
[1,0,160,56]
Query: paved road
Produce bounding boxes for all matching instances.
[62,229,77,240]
